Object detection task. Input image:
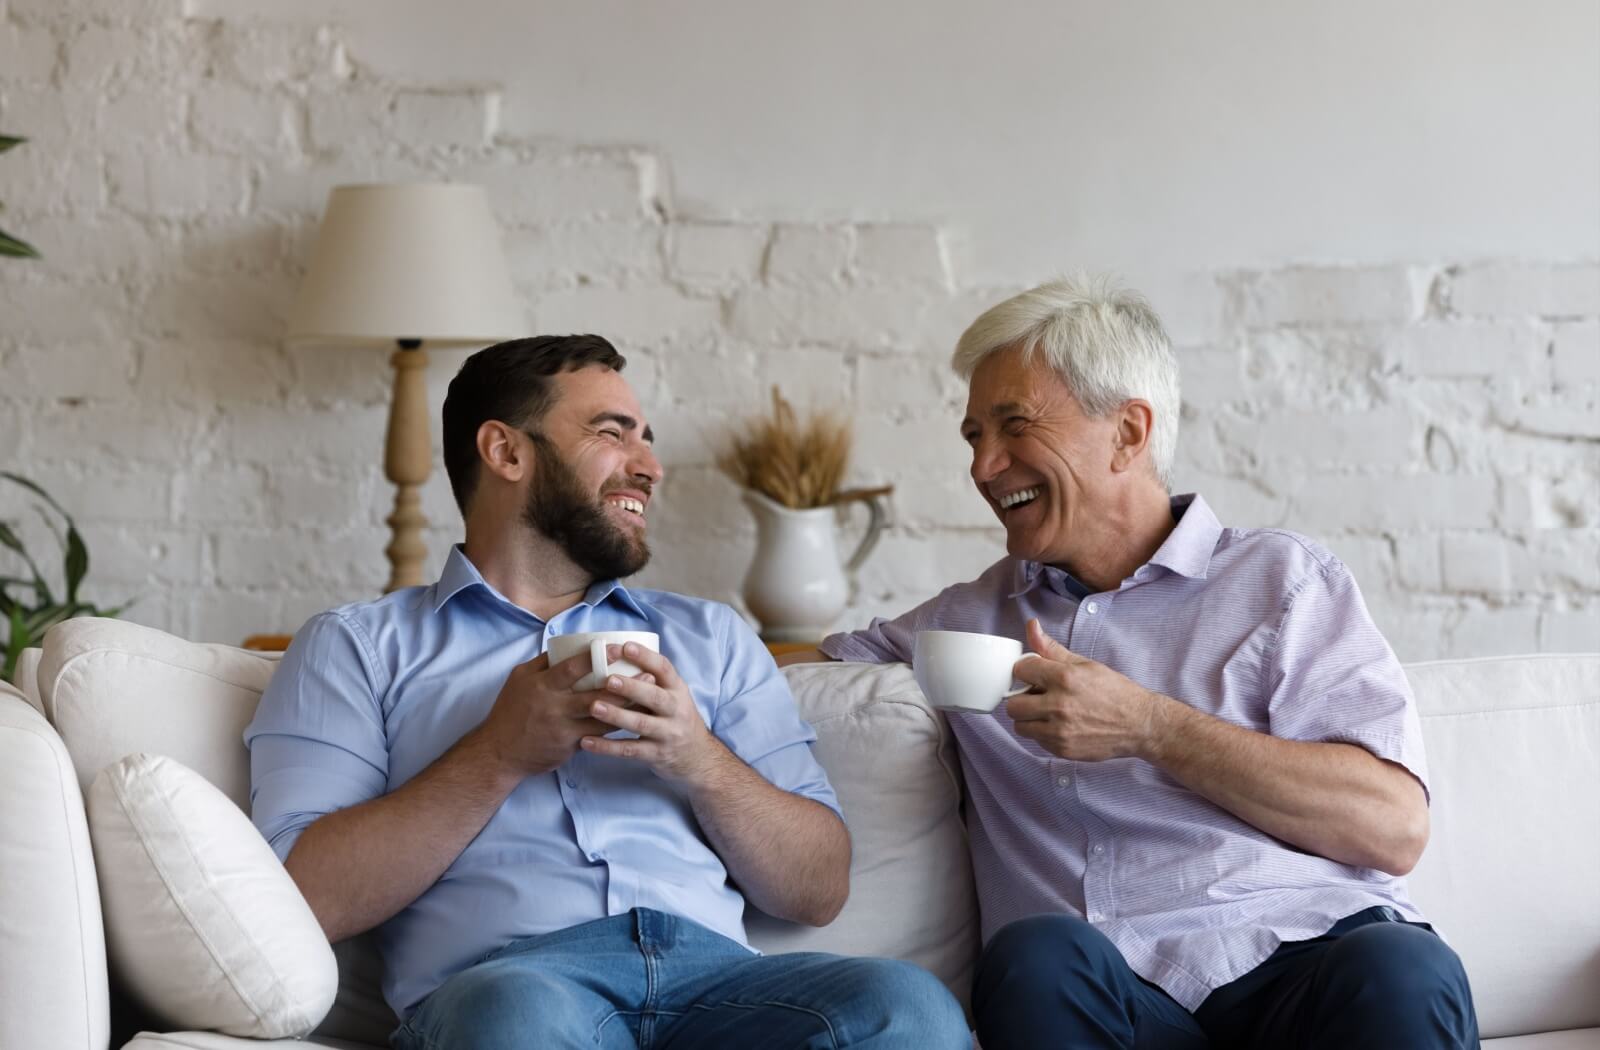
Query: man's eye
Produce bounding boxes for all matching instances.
[600,429,622,440]
[1003,417,1028,434]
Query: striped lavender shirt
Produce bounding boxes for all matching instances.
[820,493,1430,1012]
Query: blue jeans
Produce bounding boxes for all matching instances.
[973,907,1479,1049]
[393,908,971,1049]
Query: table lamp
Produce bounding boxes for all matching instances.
[287,183,523,592]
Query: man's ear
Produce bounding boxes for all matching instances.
[476,421,534,486]
[1110,399,1154,474]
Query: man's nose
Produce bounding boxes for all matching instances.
[632,445,664,486]
[970,436,1008,483]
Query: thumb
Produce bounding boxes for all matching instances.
[1026,618,1074,661]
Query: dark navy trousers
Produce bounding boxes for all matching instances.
[973,907,1480,1049]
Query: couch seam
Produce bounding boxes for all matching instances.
[1407,654,1599,669]
[1419,700,1598,719]
[47,648,271,713]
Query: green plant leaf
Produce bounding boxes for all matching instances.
[0,474,128,651]
[0,229,39,258]
[64,526,88,603]
[4,606,26,684]
[22,601,93,640]
[0,474,70,519]
[0,136,23,154]
[0,520,52,604]
[0,520,23,555]
[31,503,63,548]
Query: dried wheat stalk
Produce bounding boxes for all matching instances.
[717,386,853,509]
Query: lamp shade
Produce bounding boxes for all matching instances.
[287,183,524,347]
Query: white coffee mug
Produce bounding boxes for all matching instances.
[547,631,661,691]
[912,629,1033,713]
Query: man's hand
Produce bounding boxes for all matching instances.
[1006,618,1168,762]
[582,643,722,786]
[473,650,616,778]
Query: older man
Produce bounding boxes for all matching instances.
[246,335,967,1049]
[783,278,1478,1049]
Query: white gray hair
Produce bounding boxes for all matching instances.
[951,274,1180,490]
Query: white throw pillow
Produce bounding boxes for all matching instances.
[751,662,981,1015]
[86,753,337,1039]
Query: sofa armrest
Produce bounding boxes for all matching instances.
[0,683,110,1049]
[13,646,44,715]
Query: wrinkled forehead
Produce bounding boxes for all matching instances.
[962,347,1074,421]
[549,365,648,425]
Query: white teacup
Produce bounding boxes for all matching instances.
[912,630,1032,713]
[547,631,660,691]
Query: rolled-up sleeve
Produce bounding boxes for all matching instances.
[1265,557,1430,797]
[244,611,391,861]
[818,593,947,665]
[710,608,843,820]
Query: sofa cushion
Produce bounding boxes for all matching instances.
[1406,654,1600,1040]
[0,684,110,1050]
[87,753,338,1039]
[749,662,981,1014]
[38,617,395,1042]
[40,617,278,810]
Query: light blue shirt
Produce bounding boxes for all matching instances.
[245,546,841,1019]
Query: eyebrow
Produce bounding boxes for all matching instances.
[960,401,1026,429]
[589,412,654,444]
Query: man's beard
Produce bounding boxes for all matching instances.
[521,438,651,581]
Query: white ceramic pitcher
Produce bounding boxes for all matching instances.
[740,488,888,642]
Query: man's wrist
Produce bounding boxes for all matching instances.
[457,726,539,791]
[1137,691,1183,765]
[677,731,736,794]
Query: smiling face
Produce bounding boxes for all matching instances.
[960,347,1125,567]
[520,365,663,580]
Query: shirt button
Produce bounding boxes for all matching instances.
[1056,775,1072,787]
[566,778,577,789]
[588,851,601,862]
[1092,843,1106,855]
[1085,601,1099,614]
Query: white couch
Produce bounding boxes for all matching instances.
[1,617,1595,1049]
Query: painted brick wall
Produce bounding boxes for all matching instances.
[1,2,1596,659]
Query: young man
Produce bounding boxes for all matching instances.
[783,278,1479,1049]
[246,335,967,1049]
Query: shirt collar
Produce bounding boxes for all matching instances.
[1146,493,1222,580]
[430,545,648,619]
[431,545,485,611]
[1006,492,1223,597]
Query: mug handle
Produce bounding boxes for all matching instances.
[589,639,610,685]
[1005,653,1046,696]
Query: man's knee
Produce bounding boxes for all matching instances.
[412,962,600,1047]
[1322,922,1477,1028]
[835,957,969,1047]
[1328,923,1471,994]
[978,914,1122,992]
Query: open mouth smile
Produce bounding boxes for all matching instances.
[997,486,1041,511]
[605,497,645,515]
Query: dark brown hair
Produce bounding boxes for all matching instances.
[441,335,626,514]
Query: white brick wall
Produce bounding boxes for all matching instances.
[0,6,1596,661]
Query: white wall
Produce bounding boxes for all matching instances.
[0,0,1596,659]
